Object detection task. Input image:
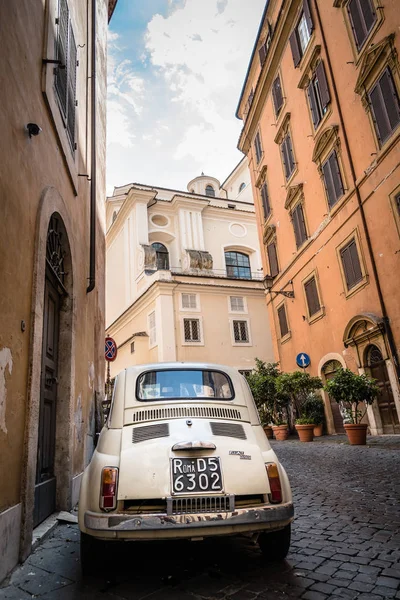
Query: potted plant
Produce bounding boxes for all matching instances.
[247,360,289,440]
[324,368,379,445]
[303,393,325,437]
[276,371,323,442]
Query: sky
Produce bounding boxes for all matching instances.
[107,0,266,195]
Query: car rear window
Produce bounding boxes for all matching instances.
[136,369,234,401]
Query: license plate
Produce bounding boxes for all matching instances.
[171,457,223,494]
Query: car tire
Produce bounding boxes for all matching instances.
[258,524,291,561]
[80,531,104,576]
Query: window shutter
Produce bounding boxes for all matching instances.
[360,0,376,34]
[230,296,245,312]
[347,0,366,49]
[248,88,254,107]
[272,76,283,115]
[254,132,262,163]
[305,277,321,316]
[369,83,388,144]
[341,239,363,290]
[55,0,69,116]
[396,193,400,216]
[307,81,319,128]
[267,242,279,277]
[298,204,307,245]
[66,23,77,148]
[329,151,344,200]
[281,138,289,179]
[261,183,270,219]
[303,0,314,34]
[259,43,267,67]
[322,158,336,208]
[286,133,295,174]
[316,61,330,110]
[277,305,289,337]
[291,206,301,248]
[380,68,400,132]
[289,30,301,68]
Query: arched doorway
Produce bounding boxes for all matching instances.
[34,214,71,527]
[322,360,344,433]
[365,345,400,434]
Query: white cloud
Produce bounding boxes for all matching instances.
[106,1,265,192]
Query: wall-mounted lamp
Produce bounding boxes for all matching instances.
[263,275,295,298]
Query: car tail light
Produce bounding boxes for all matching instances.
[100,467,118,511]
[266,463,282,504]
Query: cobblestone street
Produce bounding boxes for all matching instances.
[1,436,400,600]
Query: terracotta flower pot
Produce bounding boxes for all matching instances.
[295,424,315,442]
[272,425,289,441]
[344,423,368,445]
[263,425,273,439]
[313,423,323,437]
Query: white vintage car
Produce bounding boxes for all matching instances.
[78,363,294,573]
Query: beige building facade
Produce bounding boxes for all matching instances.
[0,0,116,582]
[237,0,400,435]
[106,160,274,377]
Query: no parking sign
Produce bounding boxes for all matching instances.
[105,337,117,362]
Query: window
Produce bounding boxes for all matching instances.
[137,369,234,401]
[112,210,117,223]
[347,0,377,50]
[254,131,263,163]
[340,238,363,290]
[369,68,400,146]
[322,150,344,208]
[183,319,201,343]
[205,185,215,197]
[307,61,330,129]
[55,0,77,150]
[395,192,400,216]
[277,305,289,338]
[230,296,245,312]
[304,276,321,317]
[289,0,314,67]
[225,251,251,279]
[272,75,284,117]
[130,341,135,353]
[291,204,307,248]
[239,182,246,193]
[267,241,279,277]
[152,243,169,270]
[261,182,271,219]
[259,33,272,68]
[148,311,156,346]
[181,293,197,310]
[281,132,296,180]
[233,320,249,343]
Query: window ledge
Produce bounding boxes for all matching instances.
[312,107,333,139]
[353,18,385,67]
[280,331,292,345]
[307,307,326,325]
[298,34,316,72]
[285,167,299,188]
[344,276,369,300]
[182,341,205,346]
[233,342,252,347]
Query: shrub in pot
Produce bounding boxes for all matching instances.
[303,393,325,436]
[295,417,315,442]
[276,371,323,437]
[324,369,379,445]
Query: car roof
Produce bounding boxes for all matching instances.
[122,362,241,376]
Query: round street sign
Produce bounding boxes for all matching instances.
[105,337,118,362]
[296,352,311,369]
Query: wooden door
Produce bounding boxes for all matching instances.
[34,273,60,527]
[368,346,400,434]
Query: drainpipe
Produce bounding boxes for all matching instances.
[87,0,96,293]
[313,0,400,380]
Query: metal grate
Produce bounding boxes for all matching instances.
[132,406,242,424]
[132,423,169,443]
[210,422,247,440]
[170,495,232,515]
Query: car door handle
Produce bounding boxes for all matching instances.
[172,441,216,451]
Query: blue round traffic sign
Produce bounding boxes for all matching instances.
[296,352,311,369]
[105,337,117,362]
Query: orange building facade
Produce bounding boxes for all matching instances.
[237,0,400,435]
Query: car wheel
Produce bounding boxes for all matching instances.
[80,531,104,576]
[258,524,291,561]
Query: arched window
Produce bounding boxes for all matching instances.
[225,251,251,279]
[152,242,169,270]
[205,185,215,197]
[239,182,246,193]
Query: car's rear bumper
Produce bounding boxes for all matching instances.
[83,502,294,541]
